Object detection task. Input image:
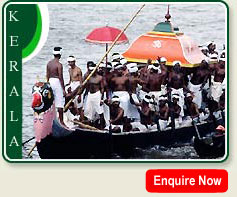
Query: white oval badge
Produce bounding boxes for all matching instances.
[152,40,162,48]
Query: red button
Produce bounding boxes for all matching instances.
[146,169,228,193]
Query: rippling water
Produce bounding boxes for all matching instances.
[22,3,226,159]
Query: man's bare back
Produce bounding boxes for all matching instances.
[47,59,61,79]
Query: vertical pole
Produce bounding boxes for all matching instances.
[105,43,108,67]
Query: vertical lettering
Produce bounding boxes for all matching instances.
[9,86,19,96]
[9,10,19,22]
[9,136,19,147]
[9,60,19,71]
[10,111,18,122]
[9,36,19,47]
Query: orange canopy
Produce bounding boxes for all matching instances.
[122,31,205,68]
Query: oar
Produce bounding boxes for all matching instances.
[22,136,35,146]
[151,95,161,132]
[192,119,201,139]
[64,4,146,112]
[27,143,37,157]
[72,120,99,131]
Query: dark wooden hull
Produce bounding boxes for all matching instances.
[36,120,217,159]
[194,135,225,159]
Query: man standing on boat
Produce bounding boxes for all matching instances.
[111,64,130,119]
[168,61,187,117]
[84,62,105,129]
[46,47,66,126]
[188,60,209,109]
[211,55,225,102]
[138,59,151,101]
[66,55,84,120]
[146,63,163,112]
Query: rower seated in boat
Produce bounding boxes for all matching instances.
[157,95,169,131]
[132,95,157,131]
[168,94,182,128]
[104,96,125,133]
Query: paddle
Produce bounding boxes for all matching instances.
[27,143,37,157]
[64,4,146,112]
[151,95,161,132]
[22,136,35,146]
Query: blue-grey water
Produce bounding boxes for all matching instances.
[22,3,226,159]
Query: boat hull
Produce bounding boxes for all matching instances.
[194,135,225,159]
[36,121,217,159]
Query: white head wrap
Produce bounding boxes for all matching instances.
[120,58,127,65]
[159,95,167,101]
[128,66,138,73]
[89,66,96,71]
[126,63,137,69]
[160,57,167,62]
[53,48,62,55]
[172,61,181,66]
[67,56,76,62]
[186,93,192,98]
[143,96,150,103]
[99,63,106,68]
[114,63,123,70]
[172,94,179,99]
[112,96,120,103]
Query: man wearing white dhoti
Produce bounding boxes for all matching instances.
[46,47,66,126]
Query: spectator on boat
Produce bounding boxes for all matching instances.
[158,95,169,131]
[188,60,209,109]
[211,54,225,102]
[110,63,130,119]
[46,47,66,127]
[105,96,124,132]
[137,59,151,101]
[147,63,163,112]
[83,62,105,129]
[66,55,84,120]
[168,61,187,116]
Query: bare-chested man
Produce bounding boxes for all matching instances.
[168,61,187,116]
[138,59,152,101]
[158,95,169,130]
[211,55,225,102]
[185,93,200,120]
[133,95,156,131]
[84,63,105,129]
[170,94,182,128]
[111,64,130,118]
[146,63,163,112]
[127,64,142,121]
[66,55,84,119]
[188,60,209,109]
[104,96,124,132]
[46,47,66,126]
[158,57,168,94]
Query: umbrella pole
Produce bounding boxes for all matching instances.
[64,4,145,112]
[105,43,108,67]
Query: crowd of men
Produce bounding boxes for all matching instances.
[46,41,225,132]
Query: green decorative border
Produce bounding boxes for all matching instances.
[22,5,42,59]
[2,0,229,163]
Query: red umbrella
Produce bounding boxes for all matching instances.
[85,26,128,65]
